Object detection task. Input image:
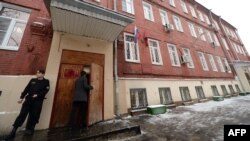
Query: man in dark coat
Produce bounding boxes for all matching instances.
[5,69,50,140]
[68,70,93,129]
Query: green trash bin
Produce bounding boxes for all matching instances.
[147,105,167,115]
[213,96,224,101]
[239,92,247,96]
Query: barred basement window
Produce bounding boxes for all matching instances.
[0,3,30,50]
[159,87,173,105]
[130,88,148,109]
[228,85,235,94]
[235,84,241,93]
[195,86,206,99]
[211,85,220,96]
[221,85,229,96]
[179,87,192,102]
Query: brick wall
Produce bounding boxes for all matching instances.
[0,0,52,75]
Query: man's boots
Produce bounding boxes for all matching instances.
[5,127,17,140]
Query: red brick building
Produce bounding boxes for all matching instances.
[0,0,249,130]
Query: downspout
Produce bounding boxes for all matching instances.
[113,0,120,117]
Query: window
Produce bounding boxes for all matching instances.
[228,85,235,95]
[148,39,162,65]
[211,85,220,96]
[235,84,241,93]
[180,0,188,13]
[159,87,173,105]
[0,4,30,50]
[169,0,176,7]
[142,2,154,21]
[159,9,169,25]
[221,37,229,50]
[204,14,211,25]
[197,27,206,41]
[206,30,213,43]
[216,56,225,72]
[188,22,197,38]
[130,88,148,109]
[212,33,220,46]
[173,15,183,32]
[221,85,229,96]
[195,86,206,100]
[197,11,204,22]
[208,54,218,71]
[122,0,134,14]
[183,48,194,68]
[168,43,180,66]
[222,58,231,72]
[213,20,220,30]
[189,5,197,18]
[124,33,140,63]
[179,87,192,102]
[198,52,209,71]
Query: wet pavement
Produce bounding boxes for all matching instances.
[1,95,250,141]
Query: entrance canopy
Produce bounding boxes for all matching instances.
[46,0,134,42]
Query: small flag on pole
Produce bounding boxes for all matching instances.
[134,26,139,43]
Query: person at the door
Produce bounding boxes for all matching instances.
[5,69,50,140]
[68,70,93,129]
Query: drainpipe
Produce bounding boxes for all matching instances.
[113,0,120,116]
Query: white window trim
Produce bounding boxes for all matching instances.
[148,39,163,65]
[221,37,229,50]
[189,5,197,18]
[198,52,209,71]
[0,3,31,51]
[159,9,169,25]
[180,0,188,13]
[173,15,183,32]
[122,0,134,14]
[197,10,205,22]
[197,27,206,41]
[169,0,176,7]
[123,32,140,63]
[142,1,154,21]
[188,22,197,38]
[204,14,211,25]
[208,54,218,72]
[217,56,225,72]
[183,48,194,68]
[167,43,181,67]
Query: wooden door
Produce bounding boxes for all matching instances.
[50,64,82,128]
[88,63,104,125]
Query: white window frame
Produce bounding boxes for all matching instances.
[142,2,154,21]
[208,54,218,71]
[169,0,176,7]
[123,33,140,63]
[173,15,183,32]
[223,58,231,73]
[130,88,148,109]
[197,27,206,41]
[0,3,30,51]
[197,10,205,22]
[167,43,180,67]
[188,22,197,38]
[212,33,220,46]
[206,30,213,43]
[180,0,188,13]
[216,56,225,72]
[122,0,134,14]
[221,37,229,50]
[159,9,169,25]
[189,5,197,18]
[198,52,209,71]
[148,39,162,65]
[204,14,211,25]
[183,48,194,68]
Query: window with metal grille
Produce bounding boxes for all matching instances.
[159,87,173,105]
[195,86,206,99]
[211,85,220,96]
[228,85,235,94]
[130,88,148,109]
[221,85,229,96]
[235,84,241,93]
[179,87,192,102]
